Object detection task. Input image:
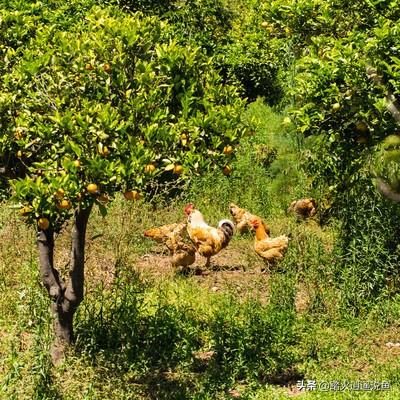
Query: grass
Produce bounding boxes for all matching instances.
[1,100,400,399]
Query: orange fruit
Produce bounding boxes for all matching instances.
[173,164,183,175]
[54,188,65,200]
[87,183,99,194]
[355,121,368,134]
[223,165,233,176]
[103,63,111,73]
[85,63,94,71]
[223,145,233,155]
[97,194,109,204]
[38,218,50,230]
[144,164,156,173]
[57,199,71,210]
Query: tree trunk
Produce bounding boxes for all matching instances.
[37,204,92,364]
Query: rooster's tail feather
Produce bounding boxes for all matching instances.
[218,219,235,246]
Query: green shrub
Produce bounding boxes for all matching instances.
[209,296,297,386]
[217,39,283,102]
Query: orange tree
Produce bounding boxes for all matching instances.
[224,0,400,309]
[253,0,400,309]
[0,5,246,360]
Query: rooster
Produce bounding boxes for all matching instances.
[184,204,235,268]
[287,198,317,219]
[144,223,196,268]
[229,203,269,234]
[250,218,289,265]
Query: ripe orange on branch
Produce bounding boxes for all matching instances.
[223,165,233,176]
[355,121,368,134]
[57,199,71,210]
[223,145,233,155]
[173,164,184,175]
[145,164,156,173]
[54,188,65,200]
[87,183,99,194]
[97,194,109,205]
[37,218,50,230]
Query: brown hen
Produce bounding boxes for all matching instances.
[250,218,289,265]
[287,198,317,219]
[144,222,196,268]
[229,203,269,234]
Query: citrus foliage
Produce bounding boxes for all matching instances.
[0,4,246,231]
[243,0,400,195]
[116,0,232,54]
[219,0,400,307]
[215,0,288,102]
[166,0,232,54]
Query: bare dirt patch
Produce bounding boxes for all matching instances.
[134,240,272,300]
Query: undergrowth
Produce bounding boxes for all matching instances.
[1,102,400,399]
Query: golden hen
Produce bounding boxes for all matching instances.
[287,198,317,219]
[184,203,235,268]
[144,222,196,268]
[229,203,269,234]
[250,218,289,265]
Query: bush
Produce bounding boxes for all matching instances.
[217,38,283,102]
[209,296,297,386]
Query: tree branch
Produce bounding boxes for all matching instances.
[63,204,93,312]
[37,228,64,301]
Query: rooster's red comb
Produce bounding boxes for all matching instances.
[184,203,194,215]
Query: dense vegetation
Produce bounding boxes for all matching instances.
[1,0,400,398]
